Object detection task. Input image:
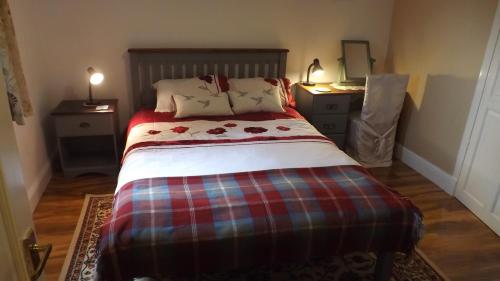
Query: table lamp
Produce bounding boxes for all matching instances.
[83,67,104,107]
[302,58,324,86]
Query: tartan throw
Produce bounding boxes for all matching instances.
[97,165,422,280]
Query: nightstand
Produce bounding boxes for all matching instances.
[52,99,119,178]
[295,84,364,149]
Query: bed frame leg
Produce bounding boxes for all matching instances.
[374,252,395,281]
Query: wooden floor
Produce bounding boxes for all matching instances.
[33,160,500,281]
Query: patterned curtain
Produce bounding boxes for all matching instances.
[0,0,32,125]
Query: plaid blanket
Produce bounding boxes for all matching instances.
[97,165,422,280]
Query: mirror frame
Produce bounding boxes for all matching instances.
[339,40,375,85]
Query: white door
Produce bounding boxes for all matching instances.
[455,5,500,236]
[0,72,45,279]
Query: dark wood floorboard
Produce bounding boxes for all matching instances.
[33,160,500,281]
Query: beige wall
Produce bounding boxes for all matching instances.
[9,0,53,211]
[8,0,499,204]
[12,0,394,128]
[385,0,497,174]
[9,0,395,208]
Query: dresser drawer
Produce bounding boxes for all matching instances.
[325,133,346,149]
[55,114,114,137]
[311,115,348,134]
[312,95,350,115]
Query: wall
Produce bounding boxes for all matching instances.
[8,0,394,209]
[385,0,497,175]
[11,0,394,129]
[9,0,53,211]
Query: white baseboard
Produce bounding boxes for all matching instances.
[395,144,456,195]
[26,159,52,213]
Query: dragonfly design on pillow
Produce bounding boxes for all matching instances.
[236,90,248,97]
[198,85,209,91]
[262,88,274,96]
[197,100,210,108]
[251,97,263,105]
[181,95,195,100]
[198,81,218,95]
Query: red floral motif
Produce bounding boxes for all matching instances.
[207,127,226,135]
[148,130,161,135]
[170,126,189,134]
[244,127,268,134]
[199,75,213,84]
[224,123,237,128]
[276,126,290,131]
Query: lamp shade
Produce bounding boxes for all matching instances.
[89,72,104,85]
[83,67,104,107]
[302,58,324,86]
[311,58,324,76]
[87,67,104,85]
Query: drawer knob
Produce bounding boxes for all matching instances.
[326,104,338,110]
[79,122,91,128]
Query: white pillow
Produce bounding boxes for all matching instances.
[227,86,284,114]
[172,92,234,118]
[154,76,221,112]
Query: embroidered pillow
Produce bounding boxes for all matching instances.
[228,77,295,107]
[153,75,227,112]
[227,85,284,114]
[172,92,234,118]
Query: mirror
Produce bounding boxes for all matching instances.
[339,40,374,85]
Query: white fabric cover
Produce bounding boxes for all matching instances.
[227,86,284,114]
[172,92,233,118]
[154,76,221,112]
[346,74,409,167]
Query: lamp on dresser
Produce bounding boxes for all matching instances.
[302,58,324,86]
[83,67,104,107]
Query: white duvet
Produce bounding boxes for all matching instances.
[117,118,358,193]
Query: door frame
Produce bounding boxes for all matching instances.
[0,168,30,281]
[453,0,500,194]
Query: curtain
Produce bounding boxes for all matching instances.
[0,0,32,125]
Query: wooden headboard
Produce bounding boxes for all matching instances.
[128,48,289,112]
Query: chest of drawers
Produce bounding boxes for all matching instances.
[52,99,119,177]
[295,84,364,149]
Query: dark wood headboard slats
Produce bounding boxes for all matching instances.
[128,48,289,112]
[128,48,289,54]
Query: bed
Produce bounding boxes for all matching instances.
[96,48,422,281]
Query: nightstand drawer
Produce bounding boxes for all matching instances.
[312,95,350,114]
[325,133,346,148]
[311,115,348,134]
[55,114,113,137]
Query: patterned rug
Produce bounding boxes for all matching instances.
[59,195,448,281]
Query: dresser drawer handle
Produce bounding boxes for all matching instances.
[326,104,339,110]
[79,122,91,128]
[322,123,337,130]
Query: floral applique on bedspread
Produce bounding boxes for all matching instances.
[123,119,332,160]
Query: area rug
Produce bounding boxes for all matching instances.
[59,194,448,281]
